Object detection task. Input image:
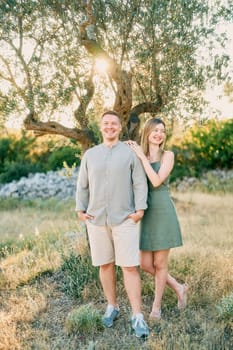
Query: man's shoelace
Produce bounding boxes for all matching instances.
[133,317,147,329]
[104,306,116,317]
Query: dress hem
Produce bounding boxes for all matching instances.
[140,243,183,251]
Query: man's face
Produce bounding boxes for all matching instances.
[100,114,122,142]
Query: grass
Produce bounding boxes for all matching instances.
[61,251,100,299]
[216,292,233,321]
[65,303,104,335]
[0,198,77,242]
[0,192,232,349]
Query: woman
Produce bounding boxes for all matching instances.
[127,117,188,320]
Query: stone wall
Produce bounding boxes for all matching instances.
[171,169,233,192]
[0,169,78,200]
[0,168,232,200]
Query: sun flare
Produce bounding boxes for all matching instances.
[95,58,109,73]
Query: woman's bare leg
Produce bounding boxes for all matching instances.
[151,250,169,313]
[140,250,188,310]
[140,251,155,275]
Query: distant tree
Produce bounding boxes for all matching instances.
[0,0,232,151]
[171,118,233,180]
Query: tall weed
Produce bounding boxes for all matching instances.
[61,251,100,300]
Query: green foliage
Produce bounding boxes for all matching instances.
[0,132,81,183]
[0,132,44,183]
[0,137,11,167]
[45,146,80,171]
[0,132,35,168]
[61,251,100,299]
[65,304,104,335]
[0,0,232,148]
[216,292,233,321]
[0,160,42,183]
[88,119,102,145]
[171,119,233,181]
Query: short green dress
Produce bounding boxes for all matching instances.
[140,161,182,251]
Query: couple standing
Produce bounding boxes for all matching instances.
[75,111,188,338]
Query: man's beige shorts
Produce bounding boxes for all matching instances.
[86,218,140,267]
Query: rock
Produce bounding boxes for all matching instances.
[0,169,79,200]
[172,169,233,192]
[0,168,232,199]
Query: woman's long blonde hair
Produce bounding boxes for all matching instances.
[141,118,166,156]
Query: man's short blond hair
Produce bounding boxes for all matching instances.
[101,110,120,119]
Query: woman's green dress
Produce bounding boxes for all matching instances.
[140,161,182,251]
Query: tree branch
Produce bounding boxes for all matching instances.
[80,0,132,122]
[23,114,95,151]
[130,99,163,116]
[7,38,35,113]
[18,15,23,54]
[74,63,95,128]
[0,55,26,101]
[123,99,163,141]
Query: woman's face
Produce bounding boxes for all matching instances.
[148,123,166,146]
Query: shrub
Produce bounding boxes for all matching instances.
[0,161,43,183]
[0,132,81,183]
[65,304,103,335]
[45,146,80,171]
[171,119,233,181]
[0,137,11,171]
[216,292,233,321]
[0,133,35,171]
[61,251,99,299]
[0,132,41,183]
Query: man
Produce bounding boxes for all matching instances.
[75,111,149,338]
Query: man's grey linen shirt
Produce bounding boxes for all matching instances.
[75,141,148,226]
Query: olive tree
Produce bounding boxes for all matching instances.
[0,0,232,150]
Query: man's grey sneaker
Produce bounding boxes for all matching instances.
[102,304,120,327]
[131,313,149,338]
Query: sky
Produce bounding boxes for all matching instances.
[205,85,233,118]
[201,20,233,119]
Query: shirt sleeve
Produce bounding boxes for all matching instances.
[131,152,148,211]
[75,152,89,212]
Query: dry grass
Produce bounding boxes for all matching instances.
[175,191,233,252]
[0,198,78,242]
[0,249,61,289]
[171,191,233,301]
[0,192,232,349]
[0,287,47,350]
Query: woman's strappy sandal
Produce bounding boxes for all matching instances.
[178,284,189,309]
[149,309,161,321]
